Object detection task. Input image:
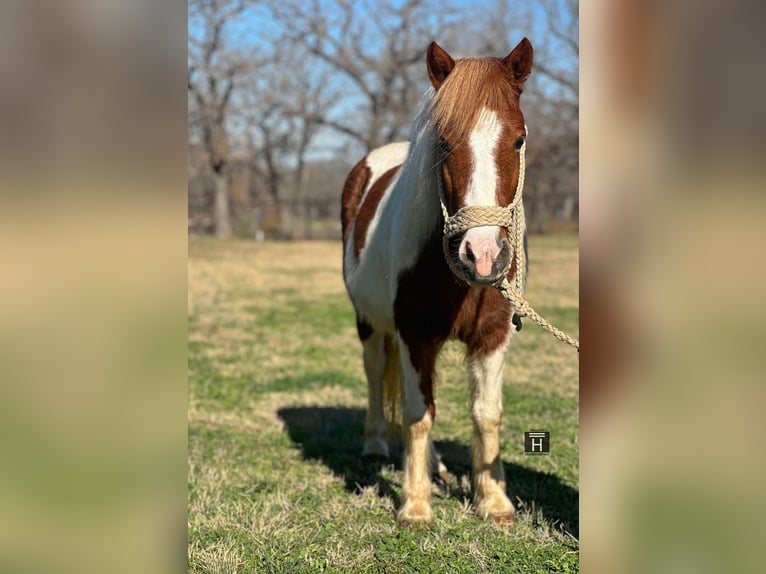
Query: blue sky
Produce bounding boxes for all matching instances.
[189,0,577,160]
[189,0,573,57]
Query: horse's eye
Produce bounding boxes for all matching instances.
[438,138,452,157]
[514,136,525,150]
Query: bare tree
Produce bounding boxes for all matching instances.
[234,46,337,236]
[283,71,337,236]
[269,0,458,153]
[187,0,579,237]
[188,0,254,237]
[532,0,578,226]
[472,0,578,230]
[536,0,578,107]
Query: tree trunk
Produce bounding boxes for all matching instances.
[294,158,309,239]
[213,170,231,238]
[561,194,576,221]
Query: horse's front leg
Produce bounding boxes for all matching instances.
[468,333,515,524]
[396,337,439,527]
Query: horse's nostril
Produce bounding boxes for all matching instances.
[465,241,476,263]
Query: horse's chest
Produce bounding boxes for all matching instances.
[393,238,512,350]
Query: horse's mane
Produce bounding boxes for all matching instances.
[428,58,519,146]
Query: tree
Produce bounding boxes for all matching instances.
[472,0,579,230]
[188,0,254,237]
[233,45,337,236]
[270,0,459,153]
[187,0,580,237]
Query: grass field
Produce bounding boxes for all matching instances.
[188,235,579,573]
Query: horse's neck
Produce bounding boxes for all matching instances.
[389,131,442,268]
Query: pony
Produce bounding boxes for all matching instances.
[341,38,534,527]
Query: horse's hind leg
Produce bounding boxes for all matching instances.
[468,333,515,524]
[430,441,448,482]
[358,317,389,459]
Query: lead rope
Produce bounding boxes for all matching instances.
[439,138,580,351]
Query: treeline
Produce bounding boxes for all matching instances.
[188,0,578,238]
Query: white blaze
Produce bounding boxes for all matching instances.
[460,108,503,277]
[466,108,502,207]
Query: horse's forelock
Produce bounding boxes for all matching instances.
[428,58,520,146]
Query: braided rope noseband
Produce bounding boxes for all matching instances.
[438,138,580,351]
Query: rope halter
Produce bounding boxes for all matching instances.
[437,135,580,351]
[439,136,528,294]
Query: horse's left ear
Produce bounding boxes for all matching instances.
[504,37,534,85]
[427,42,455,90]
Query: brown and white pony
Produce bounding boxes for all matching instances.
[341,39,533,526]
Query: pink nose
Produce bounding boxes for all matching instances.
[464,236,500,277]
[458,228,510,284]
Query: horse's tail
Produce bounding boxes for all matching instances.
[382,334,401,430]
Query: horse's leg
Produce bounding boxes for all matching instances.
[396,337,439,527]
[430,441,448,482]
[359,320,389,459]
[467,333,515,524]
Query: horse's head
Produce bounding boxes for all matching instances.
[427,38,533,286]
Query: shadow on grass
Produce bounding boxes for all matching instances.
[277,406,578,536]
[434,440,579,537]
[277,406,403,507]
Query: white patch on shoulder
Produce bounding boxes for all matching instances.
[343,142,411,331]
[465,108,501,207]
[363,171,400,256]
[365,142,409,195]
[344,142,409,281]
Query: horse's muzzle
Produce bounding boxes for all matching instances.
[461,235,510,286]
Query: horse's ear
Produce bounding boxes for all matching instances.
[504,37,534,85]
[427,42,455,90]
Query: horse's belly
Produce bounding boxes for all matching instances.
[345,246,395,333]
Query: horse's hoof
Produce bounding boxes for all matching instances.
[396,501,434,528]
[488,511,516,526]
[362,438,389,459]
[475,496,515,525]
[434,461,450,483]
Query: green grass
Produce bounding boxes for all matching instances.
[189,236,579,573]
